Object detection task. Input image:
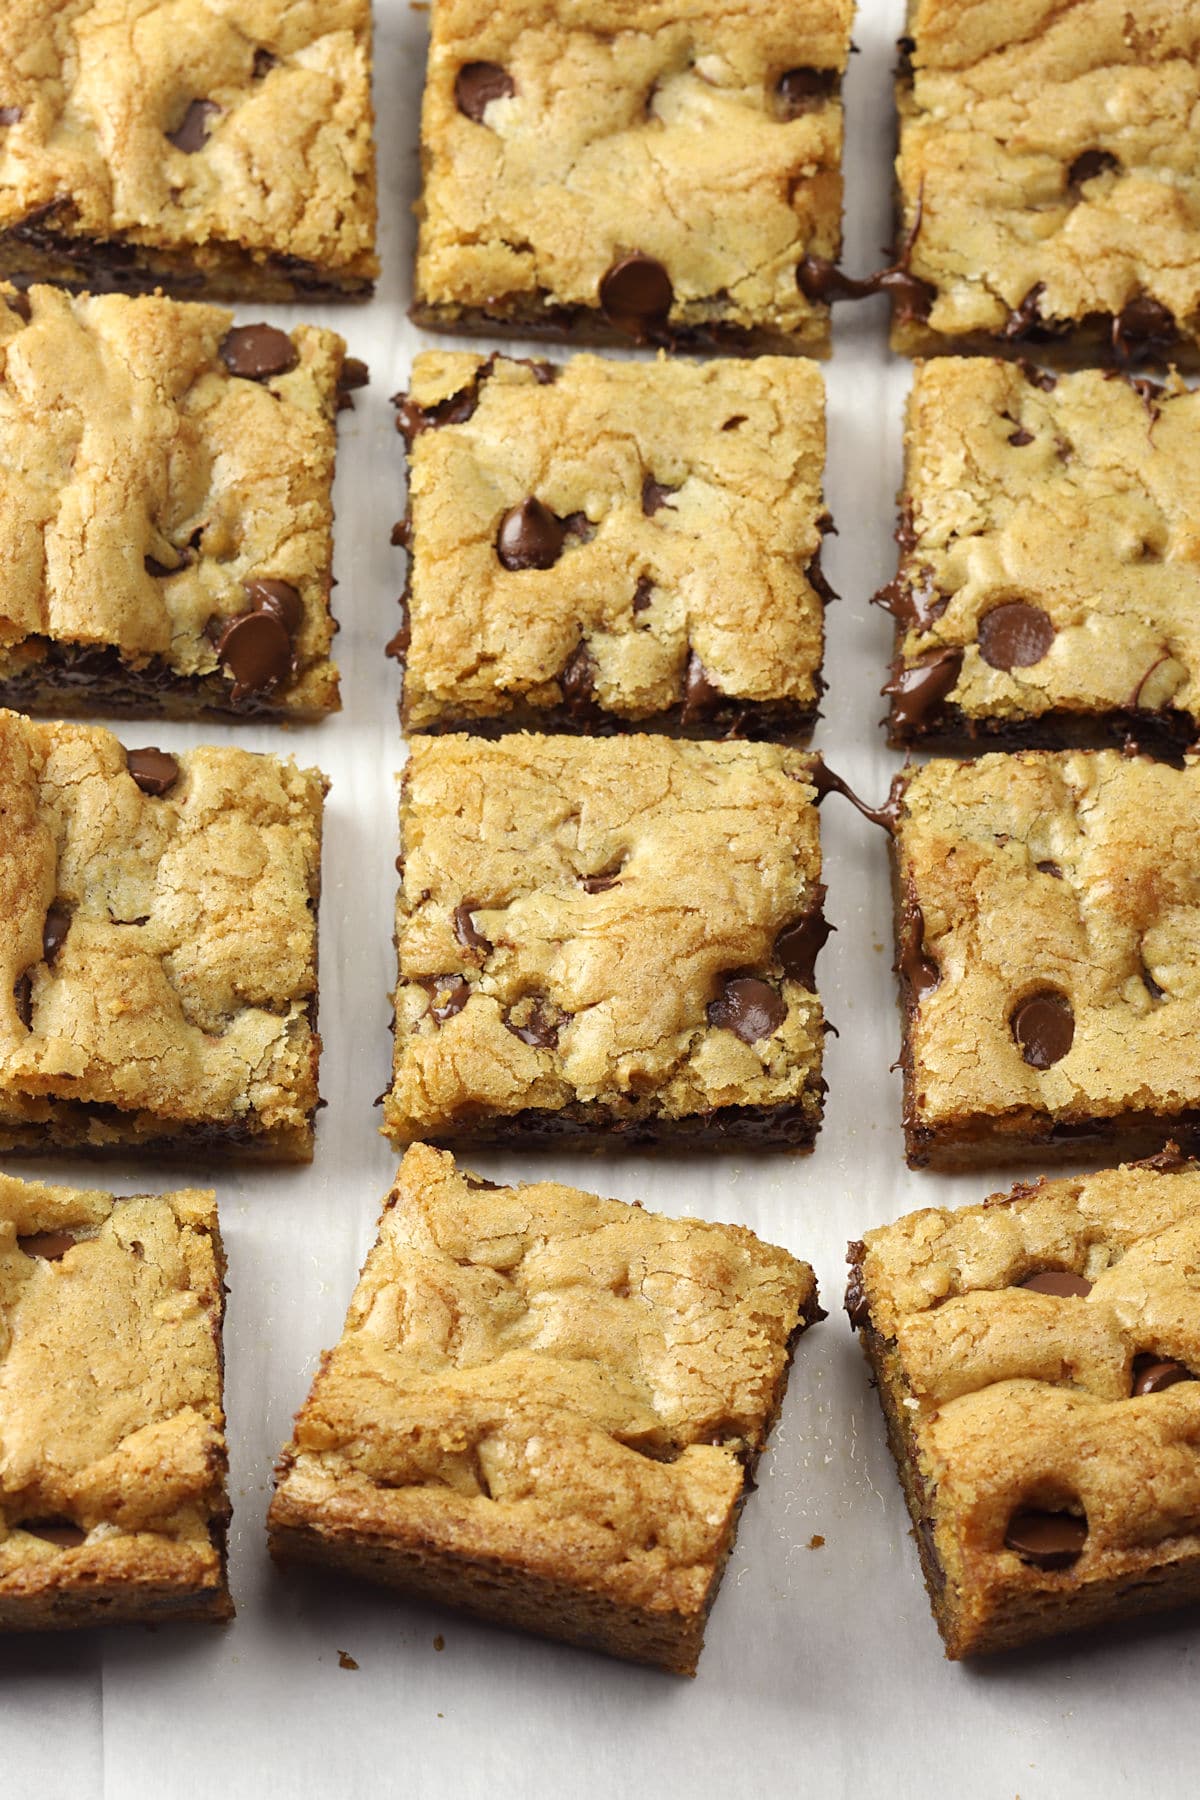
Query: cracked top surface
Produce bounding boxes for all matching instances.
[0,285,343,715]
[890,360,1200,725]
[401,351,827,730]
[0,709,325,1151]
[0,1171,227,1594]
[272,1143,815,1609]
[896,752,1200,1133]
[415,0,851,347]
[897,0,1200,346]
[854,1160,1200,1577]
[384,734,824,1140]
[0,0,377,280]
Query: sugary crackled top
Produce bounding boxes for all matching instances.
[416,0,851,332]
[0,709,324,1134]
[0,1171,226,1583]
[273,1144,815,1607]
[897,752,1200,1129]
[385,735,824,1138]
[855,1161,1200,1565]
[893,361,1200,720]
[0,286,343,710]
[0,0,377,277]
[898,0,1200,336]
[402,352,827,727]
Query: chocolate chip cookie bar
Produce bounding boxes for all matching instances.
[1,1170,232,1630]
[880,361,1200,753]
[0,710,325,1160]
[0,0,378,301]
[393,352,830,738]
[0,286,358,721]
[892,751,1200,1170]
[270,1143,821,1673]
[847,1154,1200,1657]
[892,0,1200,363]
[383,735,828,1149]
[412,0,852,354]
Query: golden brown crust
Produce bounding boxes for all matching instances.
[269,1143,819,1673]
[0,1169,231,1630]
[0,710,326,1160]
[851,1160,1200,1657]
[382,735,825,1146]
[400,352,827,734]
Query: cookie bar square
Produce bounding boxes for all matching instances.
[270,1143,821,1673]
[412,0,852,354]
[382,735,828,1148]
[1,1170,231,1630]
[847,1156,1200,1657]
[394,352,829,738]
[0,286,358,721]
[0,0,378,301]
[892,751,1200,1170]
[0,710,325,1160]
[893,0,1200,363]
[881,361,1200,753]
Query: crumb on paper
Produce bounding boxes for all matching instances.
[808,1534,825,1550]
[433,1633,445,1652]
[337,1650,359,1671]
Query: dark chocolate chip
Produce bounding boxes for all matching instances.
[126,746,180,796]
[462,1172,501,1190]
[1018,1270,1093,1299]
[1011,992,1074,1069]
[795,254,935,322]
[978,602,1056,671]
[425,975,470,1025]
[722,414,747,431]
[13,972,32,1028]
[641,475,678,516]
[559,643,597,713]
[775,67,835,117]
[632,576,654,615]
[775,907,832,988]
[899,900,939,1001]
[252,48,278,79]
[143,552,185,578]
[215,610,292,697]
[0,106,23,127]
[1020,361,1058,392]
[1131,1356,1195,1395]
[845,1245,870,1328]
[496,497,566,571]
[219,323,297,380]
[387,599,411,658]
[680,651,722,723]
[166,98,220,153]
[21,1520,87,1547]
[505,1000,560,1049]
[581,869,622,893]
[707,977,786,1044]
[1068,149,1118,188]
[338,355,369,392]
[455,62,515,122]
[1007,426,1034,446]
[884,647,963,731]
[1142,965,1166,1001]
[1036,860,1063,878]
[17,1232,77,1262]
[6,290,31,322]
[42,905,70,964]
[244,577,303,633]
[1112,295,1177,363]
[453,901,492,957]
[873,571,945,633]
[391,518,412,549]
[598,253,673,336]
[1004,1510,1087,1569]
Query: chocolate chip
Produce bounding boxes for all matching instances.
[1142,965,1166,1001]
[775,67,834,117]
[1068,149,1118,188]
[13,972,32,1028]
[455,62,515,122]
[1112,295,1177,363]
[462,1173,501,1190]
[215,610,293,697]
[899,900,939,1001]
[722,415,746,431]
[42,905,70,964]
[559,643,597,714]
[884,647,963,732]
[387,599,411,658]
[642,475,678,516]
[775,906,832,988]
[338,355,369,392]
[424,975,470,1025]
[1004,1509,1087,1569]
[126,746,180,796]
[1018,1270,1093,1298]
[219,323,297,380]
[166,99,220,153]
[1020,361,1057,392]
[1132,1355,1195,1395]
[144,552,185,578]
[391,518,412,549]
[581,868,622,893]
[873,572,946,633]
[6,290,31,322]
[0,107,23,127]
[505,1000,560,1049]
[496,497,566,571]
[680,651,722,723]
[252,49,278,79]
[1036,860,1063,878]
[1011,992,1074,1068]
[845,1246,870,1329]
[244,578,303,633]
[978,603,1056,671]
[452,901,492,957]
[17,1232,77,1261]
[632,576,654,615]
[806,546,838,606]
[1007,426,1034,446]
[795,255,935,322]
[707,977,786,1044]
[599,253,673,337]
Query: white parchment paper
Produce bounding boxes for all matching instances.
[1,3,1193,1794]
